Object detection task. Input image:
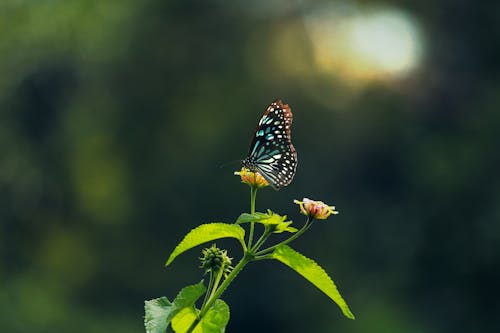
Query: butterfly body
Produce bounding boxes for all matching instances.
[242,100,297,190]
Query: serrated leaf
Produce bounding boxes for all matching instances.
[166,223,245,266]
[166,281,207,324]
[172,299,230,333]
[144,297,172,333]
[271,245,355,319]
[144,281,206,333]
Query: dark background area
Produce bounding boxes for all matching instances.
[1,0,499,332]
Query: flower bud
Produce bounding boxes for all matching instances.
[294,198,339,220]
[199,244,234,277]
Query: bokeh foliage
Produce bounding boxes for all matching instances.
[1,0,499,332]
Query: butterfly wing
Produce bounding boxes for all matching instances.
[245,100,297,190]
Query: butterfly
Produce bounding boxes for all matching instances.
[242,99,298,190]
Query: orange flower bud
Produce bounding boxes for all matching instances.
[294,198,339,220]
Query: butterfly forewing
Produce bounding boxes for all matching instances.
[243,100,297,189]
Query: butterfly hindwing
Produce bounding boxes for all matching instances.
[243,100,297,190]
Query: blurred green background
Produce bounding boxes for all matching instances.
[1,0,499,332]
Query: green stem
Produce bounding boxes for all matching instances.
[239,238,248,253]
[250,186,257,213]
[200,271,214,309]
[208,266,224,304]
[247,186,258,248]
[250,226,272,253]
[187,255,251,333]
[254,254,273,261]
[256,217,313,256]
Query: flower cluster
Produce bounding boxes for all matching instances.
[234,168,269,189]
[294,198,338,220]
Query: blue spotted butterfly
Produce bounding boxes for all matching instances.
[242,100,298,190]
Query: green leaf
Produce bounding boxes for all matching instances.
[171,307,197,333]
[271,245,355,319]
[166,223,245,266]
[199,299,230,332]
[144,281,207,333]
[273,221,298,234]
[166,281,207,324]
[172,299,230,333]
[144,297,172,333]
[236,211,296,234]
[235,212,267,224]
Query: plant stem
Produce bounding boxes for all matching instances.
[186,255,251,333]
[250,186,257,214]
[208,265,224,303]
[247,186,257,248]
[200,271,214,309]
[250,226,271,253]
[254,254,273,261]
[256,217,313,256]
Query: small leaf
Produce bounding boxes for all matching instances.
[166,223,245,266]
[235,212,267,224]
[237,211,296,234]
[271,245,355,319]
[144,297,172,333]
[172,300,230,333]
[272,221,298,234]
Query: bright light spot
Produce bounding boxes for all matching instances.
[306,6,424,82]
[348,12,420,73]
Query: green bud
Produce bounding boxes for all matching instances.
[199,244,234,277]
